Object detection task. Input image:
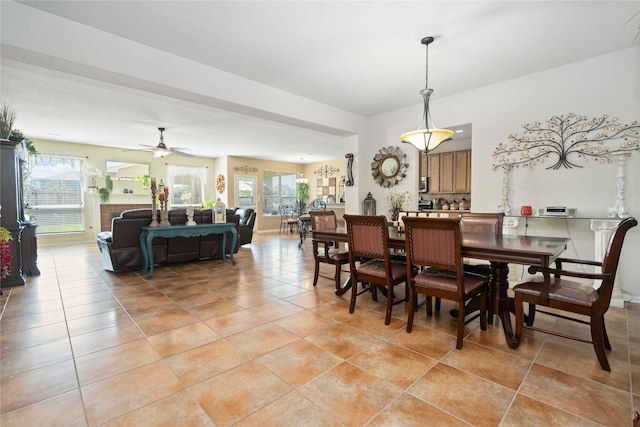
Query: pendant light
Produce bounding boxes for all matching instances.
[401,36,453,154]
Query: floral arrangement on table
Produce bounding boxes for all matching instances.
[0,226,13,279]
[388,190,411,221]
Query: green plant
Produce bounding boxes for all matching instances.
[136,174,150,187]
[297,182,309,204]
[10,129,38,155]
[0,226,13,279]
[0,227,12,242]
[387,190,411,221]
[202,200,214,209]
[0,104,16,139]
[98,175,113,204]
[98,188,110,204]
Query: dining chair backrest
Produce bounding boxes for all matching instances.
[596,217,637,306]
[344,214,389,260]
[309,210,338,230]
[460,212,504,236]
[404,217,463,275]
[279,204,290,217]
[309,199,327,212]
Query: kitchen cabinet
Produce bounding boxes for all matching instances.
[423,149,471,194]
[453,150,471,193]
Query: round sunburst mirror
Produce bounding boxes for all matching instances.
[371,146,409,187]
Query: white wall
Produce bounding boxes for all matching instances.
[363,47,640,300]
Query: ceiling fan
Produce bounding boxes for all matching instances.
[136,127,194,158]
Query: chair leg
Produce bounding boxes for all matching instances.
[486,292,494,325]
[349,279,358,314]
[435,298,441,312]
[312,260,320,287]
[456,300,465,349]
[406,283,415,332]
[426,296,433,316]
[334,264,342,291]
[591,315,611,371]
[384,284,393,325]
[602,318,611,350]
[514,292,524,344]
[526,303,536,327]
[479,291,487,331]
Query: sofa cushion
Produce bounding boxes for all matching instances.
[121,209,153,219]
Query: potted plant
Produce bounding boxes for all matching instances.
[99,175,113,204]
[0,104,16,140]
[136,174,150,189]
[0,226,13,279]
[388,190,411,221]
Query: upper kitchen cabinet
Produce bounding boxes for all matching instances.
[422,149,471,195]
[453,150,471,193]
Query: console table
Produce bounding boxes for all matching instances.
[139,224,237,278]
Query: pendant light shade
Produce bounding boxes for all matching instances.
[401,37,453,154]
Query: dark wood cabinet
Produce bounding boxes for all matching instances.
[1,137,38,289]
[21,222,40,276]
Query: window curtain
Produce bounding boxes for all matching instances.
[167,165,207,207]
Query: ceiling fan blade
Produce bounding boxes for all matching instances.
[138,144,157,148]
[172,149,194,158]
[122,147,151,152]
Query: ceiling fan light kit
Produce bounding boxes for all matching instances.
[133,127,194,158]
[401,36,454,154]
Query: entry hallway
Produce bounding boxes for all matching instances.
[1,232,638,426]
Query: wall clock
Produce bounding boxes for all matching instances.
[216,174,226,194]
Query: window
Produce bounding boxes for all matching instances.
[24,154,85,234]
[262,170,297,216]
[167,165,207,207]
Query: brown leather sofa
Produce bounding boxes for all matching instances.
[97,208,240,273]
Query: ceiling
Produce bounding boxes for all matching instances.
[1,1,639,163]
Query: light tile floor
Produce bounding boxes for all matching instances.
[1,232,638,426]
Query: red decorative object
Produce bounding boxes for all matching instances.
[0,239,12,279]
[520,206,532,216]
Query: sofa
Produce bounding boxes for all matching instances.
[97,208,240,273]
[233,207,256,246]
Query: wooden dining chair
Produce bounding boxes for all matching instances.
[411,213,503,319]
[460,212,504,277]
[514,217,637,371]
[344,214,409,325]
[279,205,298,234]
[309,210,349,291]
[403,216,488,349]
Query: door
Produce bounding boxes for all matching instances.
[234,175,257,209]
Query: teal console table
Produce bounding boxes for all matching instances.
[139,223,237,278]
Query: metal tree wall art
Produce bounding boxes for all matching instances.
[492,113,640,170]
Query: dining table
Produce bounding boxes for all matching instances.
[311,225,570,349]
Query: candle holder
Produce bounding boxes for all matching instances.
[149,187,159,227]
[159,188,171,227]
